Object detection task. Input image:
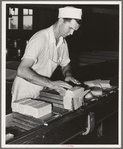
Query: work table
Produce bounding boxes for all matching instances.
[6,87,118,144]
[5,51,119,144]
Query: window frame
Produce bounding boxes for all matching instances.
[23,8,33,30]
[8,7,19,30]
[6,5,34,31]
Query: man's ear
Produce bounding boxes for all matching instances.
[59,18,64,25]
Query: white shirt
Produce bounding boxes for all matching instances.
[11,25,70,107]
[22,25,70,77]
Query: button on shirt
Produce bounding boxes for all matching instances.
[11,25,70,106]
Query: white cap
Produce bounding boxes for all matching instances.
[58,6,82,20]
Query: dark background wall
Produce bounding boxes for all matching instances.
[6,4,119,55]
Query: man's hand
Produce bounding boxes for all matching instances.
[62,63,81,85]
[65,76,81,85]
[50,80,72,95]
[50,80,72,90]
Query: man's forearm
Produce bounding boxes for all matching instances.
[17,66,53,88]
[62,63,73,77]
[17,65,72,90]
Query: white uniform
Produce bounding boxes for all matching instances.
[11,25,70,109]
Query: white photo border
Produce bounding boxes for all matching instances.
[1,1,122,148]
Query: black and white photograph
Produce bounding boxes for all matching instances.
[1,1,122,148]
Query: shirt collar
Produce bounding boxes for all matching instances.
[49,25,64,47]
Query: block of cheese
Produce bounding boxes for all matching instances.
[12,98,31,112]
[24,102,52,118]
[73,89,91,110]
[63,87,90,110]
[20,100,41,115]
[73,97,83,110]
[63,96,73,110]
[18,99,36,114]
[84,79,111,88]
[12,99,52,118]
[99,80,111,88]
[84,79,101,87]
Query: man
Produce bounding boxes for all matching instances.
[11,6,82,110]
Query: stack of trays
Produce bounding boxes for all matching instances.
[39,87,90,110]
[39,89,64,109]
[12,112,44,131]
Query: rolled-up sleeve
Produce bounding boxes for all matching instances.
[22,33,45,63]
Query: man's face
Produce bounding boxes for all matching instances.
[59,19,80,38]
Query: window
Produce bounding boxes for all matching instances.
[8,7,18,30]
[7,6,33,30]
[23,9,33,30]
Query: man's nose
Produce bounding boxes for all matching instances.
[70,29,74,35]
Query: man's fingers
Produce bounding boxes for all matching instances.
[52,81,72,89]
[59,82,72,89]
[65,76,81,85]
